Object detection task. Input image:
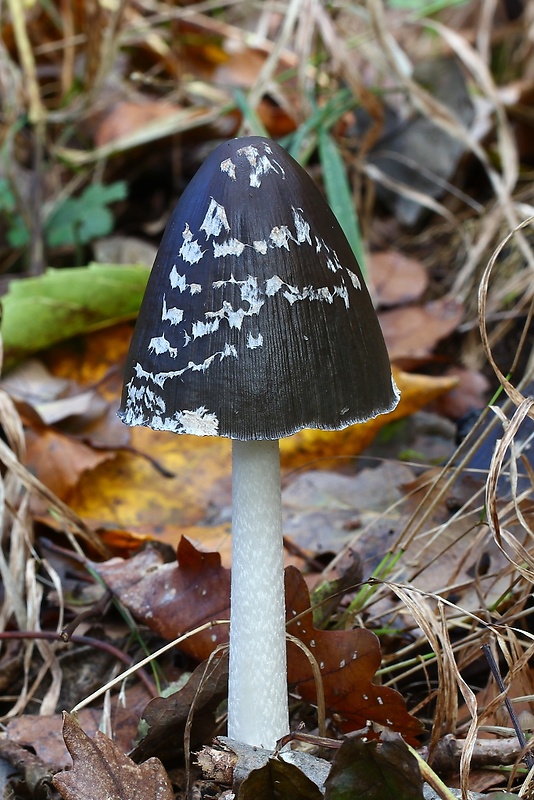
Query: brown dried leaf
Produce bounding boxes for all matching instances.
[25,426,112,501]
[379,298,464,365]
[95,540,421,742]
[369,251,428,307]
[131,657,229,765]
[52,713,173,800]
[95,101,182,148]
[94,537,231,661]
[285,568,423,744]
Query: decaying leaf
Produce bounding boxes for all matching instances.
[285,568,423,744]
[131,657,229,766]
[324,734,424,800]
[238,756,323,800]
[379,300,464,366]
[96,538,421,742]
[94,537,231,661]
[53,712,173,800]
[369,251,428,307]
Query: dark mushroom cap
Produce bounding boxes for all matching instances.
[119,136,399,440]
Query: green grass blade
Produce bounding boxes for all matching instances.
[318,129,366,274]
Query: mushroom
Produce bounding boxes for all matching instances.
[118,136,399,750]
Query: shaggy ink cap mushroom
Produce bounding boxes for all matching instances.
[118,136,399,440]
[119,136,399,750]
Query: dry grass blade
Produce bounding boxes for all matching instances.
[436,603,478,800]
[71,621,229,714]
[384,585,459,749]
[485,398,534,580]
[246,0,303,115]
[478,214,534,413]
[0,435,109,556]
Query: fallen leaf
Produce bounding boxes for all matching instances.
[7,702,140,771]
[93,537,231,661]
[2,264,150,371]
[239,756,323,800]
[25,425,112,501]
[95,538,421,741]
[324,734,424,800]
[379,299,464,366]
[285,567,423,744]
[131,657,229,766]
[53,713,173,800]
[431,367,490,420]
[95,101,182,148]
[369,251,428,307]
[69,435,231,544]
[283,461,415,555]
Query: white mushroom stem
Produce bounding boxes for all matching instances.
[228,438,289,749]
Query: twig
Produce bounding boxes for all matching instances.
[0,630,156,697]
[482,643,534,769]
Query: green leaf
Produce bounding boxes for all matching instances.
[238,757,323,800]
[7,217,30,248]
[0,177,16,213]
[1,262,150,370]
[45,181,127,247]
[317,129,366,275]
[325,735,424,800]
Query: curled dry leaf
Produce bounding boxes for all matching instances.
[131,657,229,766]
[53,713,173,800]
[238,755,323,800]
[95,101,183,148]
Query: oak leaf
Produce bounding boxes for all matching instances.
[53,713,173,800]
[285,567,423,744]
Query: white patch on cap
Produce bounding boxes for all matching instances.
[236,144,285,188]
[145,387,165,413]
[136,343,238,391]
[205,275,265,332]
[247,332,263,349]
[200,198,230,239]
[175,407,219,436]
[162,296,184,325]
[292,208,311,244]
[220,158,236,180]
[179,224,204,264]
[170,266,202,294]
[265,274,285,296]
[213,238,246,258]
[346,269,361,289]
[192,318,220,339]
[264,274,350,308]
[326,257,339,273]
[148,335,178,358]
[253,240,268,254]
[269,226,291,250]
